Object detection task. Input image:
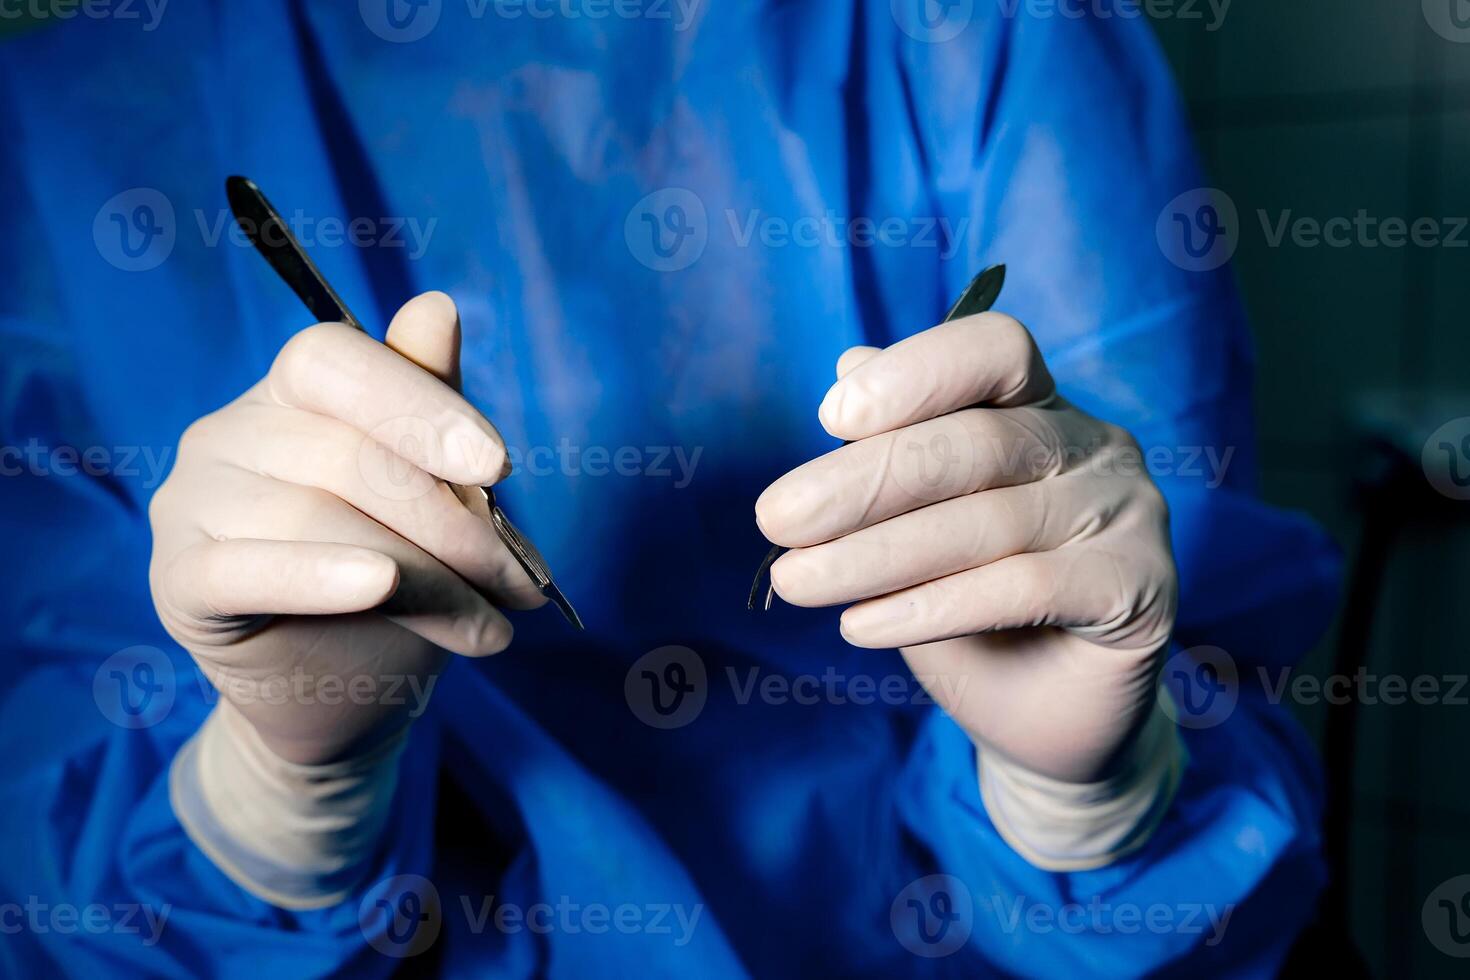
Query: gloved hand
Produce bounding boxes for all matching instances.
[150,291,540,907]
[755,312,1183,869]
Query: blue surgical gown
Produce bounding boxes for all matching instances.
[0,2,1340,976]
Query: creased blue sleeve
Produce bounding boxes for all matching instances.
[0,323,446,977]
[885,6,1340,975]
[0,86,441,974]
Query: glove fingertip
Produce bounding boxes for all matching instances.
[329,548,400,610]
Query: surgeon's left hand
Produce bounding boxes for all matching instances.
[756,312,1178,798]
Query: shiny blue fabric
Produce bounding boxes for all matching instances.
[0,2,1339,976]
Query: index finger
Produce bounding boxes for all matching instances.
[817,313,1055,442]
[756,403,1088,549]
[266,321,509,487]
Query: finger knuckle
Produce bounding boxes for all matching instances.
[1107,422,1142,453]
[272,321,343,388]
[1140,478,1170,524]
[176,412,221,458]
[1125,552,1179,645]
[148,548,206,637]
[984,312,1034,357]
[145,482,174,527]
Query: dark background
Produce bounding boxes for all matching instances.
[1151,3,1469,975]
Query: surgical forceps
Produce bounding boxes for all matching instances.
[225,176,584,630]
[747,264,1007,611]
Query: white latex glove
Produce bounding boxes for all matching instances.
[151,291,541,906]
[756,312,1183,870]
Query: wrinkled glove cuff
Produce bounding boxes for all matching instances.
[169,702,407,910]
[977,689,1185,872]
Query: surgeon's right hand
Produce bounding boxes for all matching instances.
[149,291,541,765]
[149,292,542,909]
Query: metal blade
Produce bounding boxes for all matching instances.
[485,490,585,630]
[540,580,585,632]
[747,543,783,612]
[943,263,1006,323]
